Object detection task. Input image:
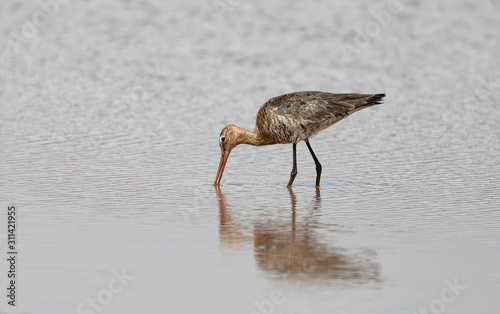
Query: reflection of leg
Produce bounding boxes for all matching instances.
[287,143,298,186]
[313,186,321,211]
[287,185,297,211]
[287,185,296,243]
[305,139,322,186]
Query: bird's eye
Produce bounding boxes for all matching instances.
[220,137,226,142]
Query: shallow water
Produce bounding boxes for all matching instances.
[1,0,499,313]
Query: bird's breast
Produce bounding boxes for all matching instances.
[256,114,305,144]
[258,114,343,144]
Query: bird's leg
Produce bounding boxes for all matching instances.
[305,139,322,186]
[287,143,298,187]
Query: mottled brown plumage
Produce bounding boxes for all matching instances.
[215,91,385,186]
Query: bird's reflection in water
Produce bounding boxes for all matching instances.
[215,187,380,285]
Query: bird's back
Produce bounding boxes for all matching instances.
[255,91,385,144]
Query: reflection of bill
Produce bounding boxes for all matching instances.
[215,186,380,284]
[216,186,253,249]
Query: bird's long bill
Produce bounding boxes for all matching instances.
[214,152,230,185]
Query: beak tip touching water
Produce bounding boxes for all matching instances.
[214,152,230,185]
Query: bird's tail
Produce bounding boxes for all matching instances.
[368,93,385,105]
[348,93,385,114]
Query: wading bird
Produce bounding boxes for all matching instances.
[214,91,385,186]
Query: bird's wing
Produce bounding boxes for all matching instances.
[264,91,383,124]
[256,91,384,143]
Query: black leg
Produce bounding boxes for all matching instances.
[305,139,322,186]
[287,143,298,187]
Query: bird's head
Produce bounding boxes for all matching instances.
[214,125,245,185]
[218,124,244,154]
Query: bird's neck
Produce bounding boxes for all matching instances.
[236,127,267,146]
